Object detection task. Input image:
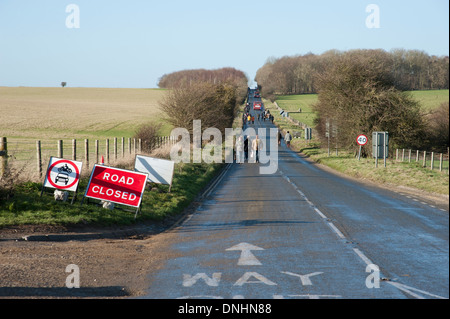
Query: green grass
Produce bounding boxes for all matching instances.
[290,138,449,195]
[275,94,318,128]
[409,89,449,111]
[0,162,223,228]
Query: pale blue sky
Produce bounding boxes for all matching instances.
[0,0,448,88]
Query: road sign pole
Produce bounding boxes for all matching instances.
[384,132,387,168]
[375,134,378,168]
[356,135,368,161]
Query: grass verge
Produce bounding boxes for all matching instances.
[0,162,223,228]
[265,99,449,196]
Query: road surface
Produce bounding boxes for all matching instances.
[141,90,449,300]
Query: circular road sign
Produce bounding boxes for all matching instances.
[356,134,368,146]
[46,159,81,191]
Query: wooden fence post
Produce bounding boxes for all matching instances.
[72,139,77,161]
[95,140,99,164]
[36,140,42,177]
[423,151,426,167]
[439,153,443,172]
[57,140,63,158]
[106,139,110,164]
[0,137,7,177]
[114,137,117,160]
[121,137,125,158]
[430,152,434,170]
[85,139,89,170]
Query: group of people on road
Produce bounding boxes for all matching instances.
[242,110,274,126]
[236,89,292,164]
[234,130,293,164]
[235,135,263,164]
[243,112,255,125]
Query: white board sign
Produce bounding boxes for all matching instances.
[43,157,83,192]
[134,155,175,188]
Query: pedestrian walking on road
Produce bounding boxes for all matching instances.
[235,136,244,164]
[278,131,282,145]
[251,116,255,124]
[252,134,263,163]
[244,137,249,161]
[285,131,292,148]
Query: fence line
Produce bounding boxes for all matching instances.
[0,136,177,178]
[395,148,449,173]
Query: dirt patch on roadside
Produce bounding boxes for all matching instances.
[0,207,195,299]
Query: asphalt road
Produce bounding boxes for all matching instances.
[141,91,449,300]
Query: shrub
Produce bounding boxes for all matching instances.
[134,122,162,153]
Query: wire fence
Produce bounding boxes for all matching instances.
[0,136,176,181]
[395,148,449,173]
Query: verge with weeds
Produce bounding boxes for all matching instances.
[0,161,223,228]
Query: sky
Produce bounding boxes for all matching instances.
[0,0,448,88]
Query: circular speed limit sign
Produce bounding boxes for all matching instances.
[356,134,368,146]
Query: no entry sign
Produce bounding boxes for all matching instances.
[84,165,148,208]
[43,157,82,192]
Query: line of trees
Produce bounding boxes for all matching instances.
[158,67,248,96]
[255,49,449,100]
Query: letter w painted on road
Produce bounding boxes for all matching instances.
[183,273,221,287]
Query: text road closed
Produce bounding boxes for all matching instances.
[85,165,148,208]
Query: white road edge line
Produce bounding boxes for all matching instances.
[386,281,447,299]
[327,222,346,239]
[352,248,374,266]
[314,208,327,219]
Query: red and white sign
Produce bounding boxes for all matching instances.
[43,157,82,192]
[84,165,148,208]
[253,101,262,110]
[356,134,368,146]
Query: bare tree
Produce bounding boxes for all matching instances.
[314,50,427,151]
[159,81,239,138]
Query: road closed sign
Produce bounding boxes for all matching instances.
[43,157,83,192]
[84,165,148,208]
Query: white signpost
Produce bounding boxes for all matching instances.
[356,134,368,161]
[134,155,175,192]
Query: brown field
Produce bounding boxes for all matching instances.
[0,87,169,139]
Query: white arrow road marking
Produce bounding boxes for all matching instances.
[226,242,264,266]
